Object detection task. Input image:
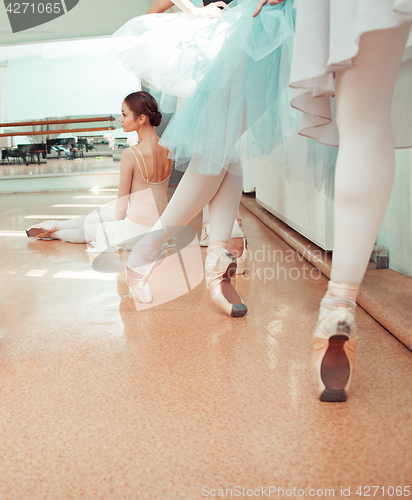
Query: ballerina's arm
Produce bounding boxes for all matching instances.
[147,0,174,14]
[253,0,285,17]
[115,149,134,220]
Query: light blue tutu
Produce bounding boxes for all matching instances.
[159,0,298,175]
[114,0,337,190]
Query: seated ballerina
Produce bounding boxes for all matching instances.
[26,91,173,253]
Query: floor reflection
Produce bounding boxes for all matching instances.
[0,156,119,178]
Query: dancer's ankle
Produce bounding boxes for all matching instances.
[126,267,144,281]
[318,280,360,321]
[229,237,244,259]
[207,241,229,254]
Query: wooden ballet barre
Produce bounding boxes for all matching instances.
[0,117,115,128]
[0,126,116,138]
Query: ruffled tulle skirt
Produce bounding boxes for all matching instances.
[113,11,233,100]
[289,0,412,147]
[114,0,338,181]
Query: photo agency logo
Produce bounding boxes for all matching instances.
[4,0,79,33]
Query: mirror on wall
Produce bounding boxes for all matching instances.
[0,37,141,176]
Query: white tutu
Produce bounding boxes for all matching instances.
[290,0,412,147]
[113,12,235,100]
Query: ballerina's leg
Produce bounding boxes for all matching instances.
[51,221,105,244]
[322,23,412,313]
[208,163,243,245]
[126,157,226,278]
[202,195,245,254]
[311,24,412,401]
[125,159,247,315]
[47,206,116,242]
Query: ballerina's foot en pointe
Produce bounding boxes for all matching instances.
[127,240,247,317]
[26,220,59,239]
[313,282,359,402]
[126,245,168,304]
[205,242,247,317]
[201,218,248,275]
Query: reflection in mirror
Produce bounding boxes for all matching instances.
[0,37,140,188]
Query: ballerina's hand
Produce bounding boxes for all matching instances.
[195,3,224,18]
[253,0,285,17]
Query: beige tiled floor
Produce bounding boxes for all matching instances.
[0,189,411,500]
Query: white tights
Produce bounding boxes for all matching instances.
[127,158,243,271]
[48,207,115,244]
[202,206,244,239]
[330,24,411,290]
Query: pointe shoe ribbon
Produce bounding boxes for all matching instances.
[200,221,210,247]
[205,245,247,318]
[313,298,358,402]
[26,220,59,239]
[235,236,248,275]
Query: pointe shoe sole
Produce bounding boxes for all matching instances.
[219,262,247,317]
[318,334,351,402]
[26,228,42,238]
[313,306,357,403]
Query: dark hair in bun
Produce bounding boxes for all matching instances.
[124,91,162,127]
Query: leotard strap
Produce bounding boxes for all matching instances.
[129,146,150,182]
[129,146,170,185]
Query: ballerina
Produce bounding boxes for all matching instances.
[26,91,173,254]
[113,0,304,317]
[256,0,412,401]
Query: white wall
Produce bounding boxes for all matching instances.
[3,39,141,122]
[5,56,45,120]
[376,146,412,278]
[0,0,153,45]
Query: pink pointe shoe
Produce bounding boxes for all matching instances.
[126,247,167,304]
[313,297,358,402]
[202,222,248,275]
[26,220,59,239]
[205,243,247,317]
